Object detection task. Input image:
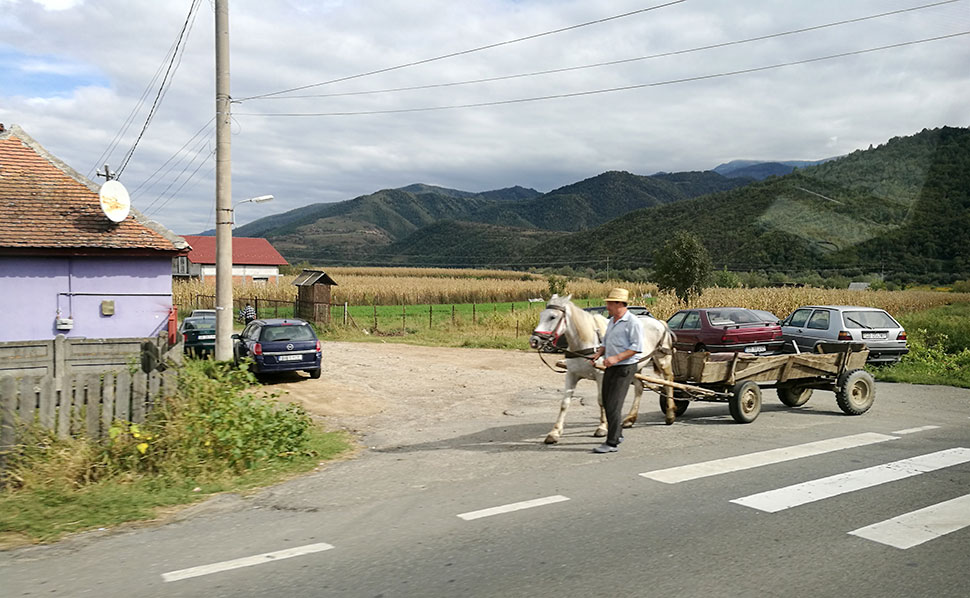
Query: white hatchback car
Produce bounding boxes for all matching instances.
[781,305,908,365]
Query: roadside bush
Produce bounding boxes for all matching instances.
[898,303,970,353]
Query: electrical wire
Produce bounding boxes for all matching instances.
[248,0,961,102]
[235,31,970,117]
[236,0,688,102]
[117,0,202,177]
[134,118,214,209]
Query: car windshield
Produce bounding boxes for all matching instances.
[259,324,316,342]
[750,310,779,323]
[842,310,898,329]
[183,318,215,330]
[707,309,759,325]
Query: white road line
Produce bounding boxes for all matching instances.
[891,425,940,435]
[161,542,335,583]
[731,447,970,513]
[849,494,970,549]
[457,495,570,521]
[640,432,898,484]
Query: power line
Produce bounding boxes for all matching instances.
[235,31,970,118]
[235,0,688,102]
[134,118,214,208]
[117,0,202,177]
[247,0,961,102]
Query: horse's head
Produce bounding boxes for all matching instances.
[529,294,572,351]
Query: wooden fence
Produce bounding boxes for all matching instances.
[0,334,182,470]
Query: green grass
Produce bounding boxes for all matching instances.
[0,427,350,546]
[871,302,970,388]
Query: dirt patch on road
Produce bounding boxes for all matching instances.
[262,341,591,448]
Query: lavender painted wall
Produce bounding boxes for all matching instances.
[0,256,174,342]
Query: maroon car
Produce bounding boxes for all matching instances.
[666,307,783,354]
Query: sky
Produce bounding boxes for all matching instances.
[1,0,968,235]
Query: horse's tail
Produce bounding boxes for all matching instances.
[657,319,676,356]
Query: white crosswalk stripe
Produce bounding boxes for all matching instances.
[848,494,970,549]
[640,432,898,484]
[730,447,970,513]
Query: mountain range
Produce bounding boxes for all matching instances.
[226,126,970,284]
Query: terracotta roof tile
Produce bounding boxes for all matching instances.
[0,125,187,253]
[182,235,289,266]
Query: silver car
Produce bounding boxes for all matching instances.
[780,305,908,365]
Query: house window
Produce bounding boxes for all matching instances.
[253,277,269,285]
[173,256,190,275]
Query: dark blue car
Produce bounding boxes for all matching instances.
[232,318,322,379]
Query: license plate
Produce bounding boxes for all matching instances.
[277,354,303,362]
[745,345,767,353]
[862,332,887,340]
[198,335,215,340]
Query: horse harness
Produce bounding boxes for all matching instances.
[534,302,600,372]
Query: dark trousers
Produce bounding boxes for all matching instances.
[602,363,636,446]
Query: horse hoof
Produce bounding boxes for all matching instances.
[622,419,636,428]
[544,435,560,444]
[593,428,607,438]
[664,411,676,425]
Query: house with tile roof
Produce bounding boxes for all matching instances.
[177,235,288,284]
[0,124,189,342]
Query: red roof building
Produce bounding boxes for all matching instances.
[178,235,288,284]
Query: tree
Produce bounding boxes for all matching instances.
[652,231,712,304]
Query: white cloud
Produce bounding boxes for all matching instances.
[1,0,968,234]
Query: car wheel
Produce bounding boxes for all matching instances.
[307,368,321,379]
[694,343,707,353]
[777,385,813,407]
[729,381,761,423]
[835,369,875,415]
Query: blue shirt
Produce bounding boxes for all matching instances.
[603,309,644,366]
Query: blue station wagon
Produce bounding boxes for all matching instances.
[232,318,322,378]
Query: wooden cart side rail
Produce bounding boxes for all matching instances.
[635,372,721,397]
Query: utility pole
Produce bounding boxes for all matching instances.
[214,0,233,361]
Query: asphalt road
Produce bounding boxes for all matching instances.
[2,381,969,598]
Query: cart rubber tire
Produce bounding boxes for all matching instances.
[659,397,690,417]
[835,369,875,415]
[777,385,813,407]
[729,381,762,423]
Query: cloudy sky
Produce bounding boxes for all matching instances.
[2,0,968,234]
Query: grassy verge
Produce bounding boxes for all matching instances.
[0,360,353,546]
[871,302,970,388]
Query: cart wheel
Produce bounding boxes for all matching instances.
[777,385,813,407]
[835,369,875,415]
[658,396,690,417]
[729,381,761,423]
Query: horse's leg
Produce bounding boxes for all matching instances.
[622,376,642,428]
[545,372,578,444]
[594,371,608,437]
[659,357,677,425]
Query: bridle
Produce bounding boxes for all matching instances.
[533,303,598,372]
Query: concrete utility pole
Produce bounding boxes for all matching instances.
[214,0,233,361]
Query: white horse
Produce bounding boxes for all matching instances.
[529,294,677,444]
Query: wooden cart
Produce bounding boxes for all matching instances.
[639,342,875,423]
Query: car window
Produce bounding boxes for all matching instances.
[260,324,316,342]
[667,312,687,329]
[183,318,215,330]
[707,309,758,325]
[807,310,830,330]
[682,312,701,330]
[244,324,260,340]
[786,309,812,327]
[842,310,898,329]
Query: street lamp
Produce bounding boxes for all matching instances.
[232,194,273,227]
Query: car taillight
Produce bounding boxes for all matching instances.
[182,333,187,342]
[897,331,907,341]
[253,342,262,356]
[721,334,736,343]
[772,330,782,339]
[315,340,321,351]
[838,331,852,341]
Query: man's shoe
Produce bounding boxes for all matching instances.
[593,443,618,454]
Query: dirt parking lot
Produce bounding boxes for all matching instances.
[266,341,598,449]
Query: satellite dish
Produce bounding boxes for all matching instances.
[99,180,131,223]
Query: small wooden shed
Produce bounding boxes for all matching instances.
[293,269,338,323]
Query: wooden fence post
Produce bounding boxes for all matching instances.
[452,305,455,326]
[429,304,433,329]
[402,303,406,331]
[473,303,476,324]
[373,305,378,330]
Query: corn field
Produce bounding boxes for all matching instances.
[173,269,969,323]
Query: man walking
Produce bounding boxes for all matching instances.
[589,287,644,454]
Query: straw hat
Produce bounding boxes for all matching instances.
[604,287,630,303]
